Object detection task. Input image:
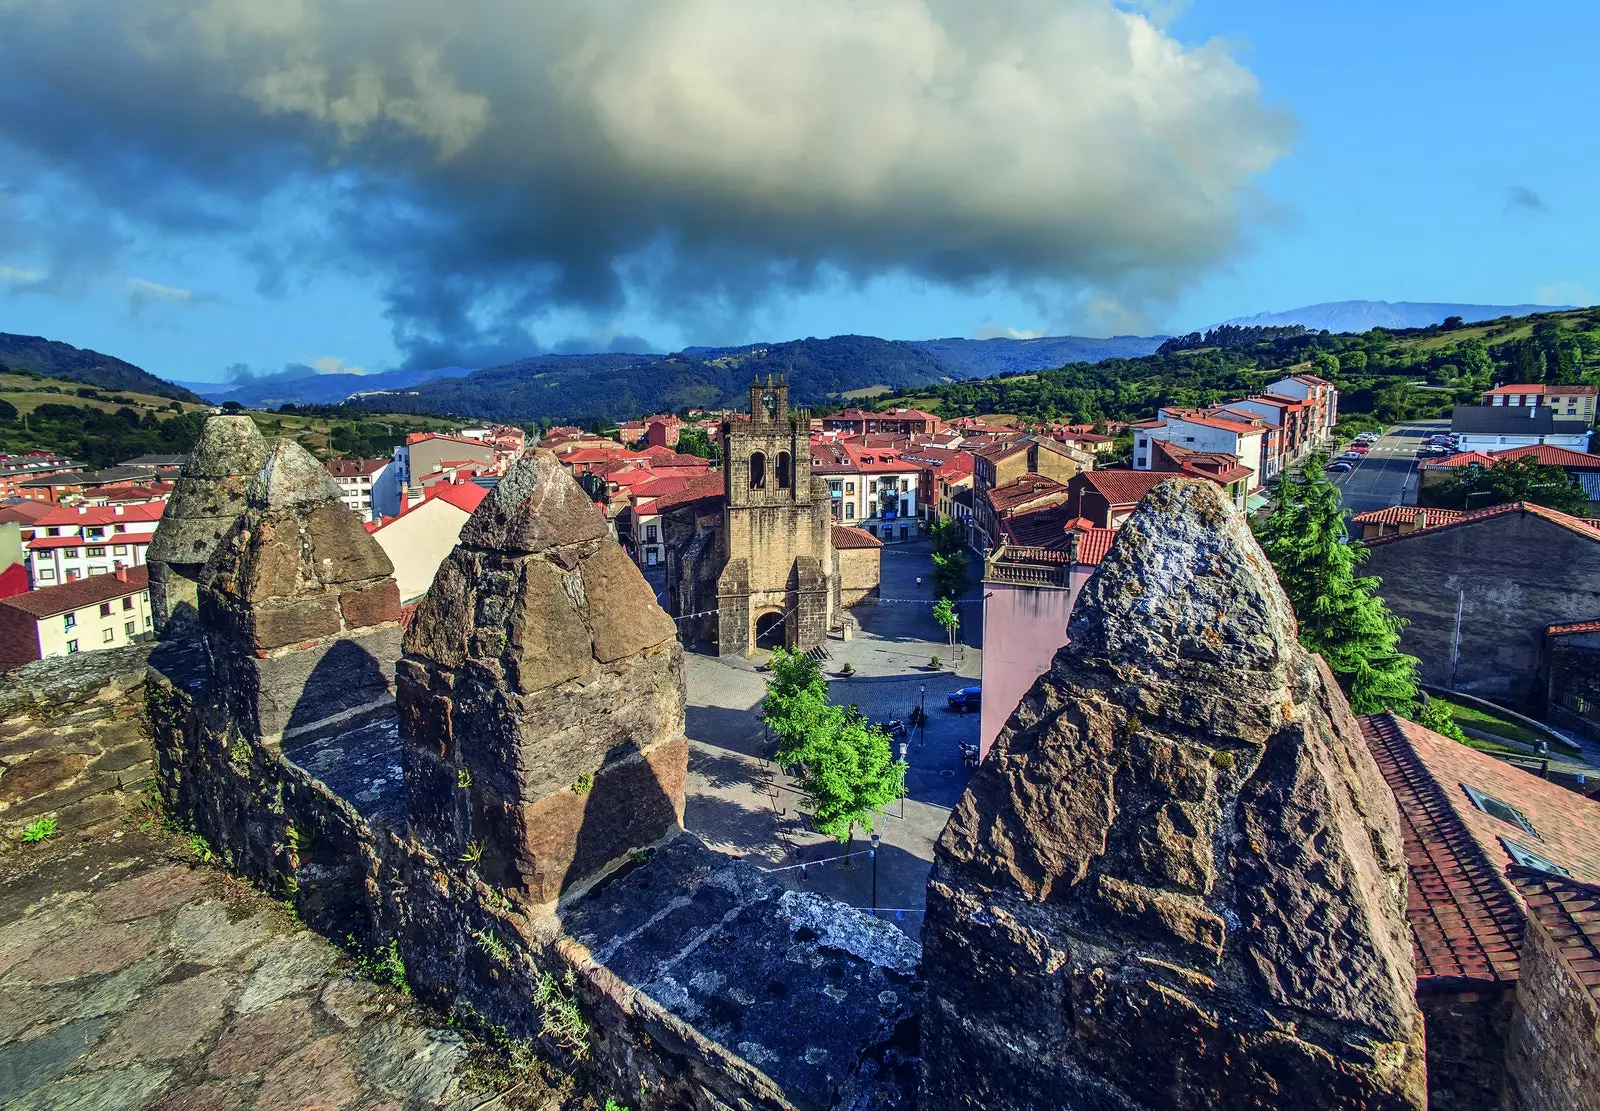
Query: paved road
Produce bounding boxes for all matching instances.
[1330,419,1450,515]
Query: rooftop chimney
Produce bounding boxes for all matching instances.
[115,567,128,582]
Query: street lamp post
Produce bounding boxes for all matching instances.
[897,741,908,818]
[919,685,926,746]
[870,831,882,918]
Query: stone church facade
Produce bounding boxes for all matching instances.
[665,378,837,656]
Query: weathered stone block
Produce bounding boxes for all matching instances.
[308,504,394,585]
[922,478,1426,1111]
[252,595,342,652]
[339,581,402,630]
[456,449,607,554]
[580,543,676,662]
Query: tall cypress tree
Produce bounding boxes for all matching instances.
[1259,454,1421,715]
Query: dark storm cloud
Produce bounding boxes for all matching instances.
[0,0,1292,364]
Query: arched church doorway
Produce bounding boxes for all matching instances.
[754,611,787,650]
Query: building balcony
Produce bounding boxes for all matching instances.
[984,546,1073,589]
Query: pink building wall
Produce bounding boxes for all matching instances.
[979,567,1093,759]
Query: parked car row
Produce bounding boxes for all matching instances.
[1328,428,1384,472]
[1417,432,1461,458]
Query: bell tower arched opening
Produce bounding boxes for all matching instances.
[750,452,767,489]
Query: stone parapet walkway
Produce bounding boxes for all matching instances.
[0,824,557,1111]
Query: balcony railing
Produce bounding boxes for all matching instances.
[984,545,1073,588]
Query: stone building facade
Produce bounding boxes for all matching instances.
[1362,502,1600,711]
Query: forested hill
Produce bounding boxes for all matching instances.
[0,333,206,404]
[876,307,1600,428]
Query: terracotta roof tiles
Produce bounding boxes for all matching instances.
[0,566,149,620]
[1508,869,1600,1000]
[831,524,882,550]
[1362,501,1600,549]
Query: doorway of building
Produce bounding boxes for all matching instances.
[754,611,787,650]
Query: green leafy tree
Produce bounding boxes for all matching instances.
[1259,454,1420,714]
[1417,694,1468,743]
[760,648,905,843]
[932,597,960,654]
[801,714,906,843]
[927,518,970,598]
[1445,455,1592,516]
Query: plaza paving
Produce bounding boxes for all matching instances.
[681,539,985,938]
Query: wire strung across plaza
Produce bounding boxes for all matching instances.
[759,847,876,873]
[666,595,979,625]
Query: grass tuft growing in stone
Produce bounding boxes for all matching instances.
[572,773,594,796]
[535,970,591,1058]
[19,817,57,843]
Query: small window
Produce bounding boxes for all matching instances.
[1502,838,1570,877]
[86,546,106,557]
[102,628,115,643]
[776,451,792,490]
[1462,784,1538,837]
[845,503,856,520]
[125,620,135,636]
[845,482,855,494]
[99,602,112,617]
[36,568,55,582]
[113,545,128,555]
[749,451,767,489]
[66,639,79,653]
[123,597,134,611]
[63,613,76,631]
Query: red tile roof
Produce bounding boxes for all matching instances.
[1360,713,1526,988]
[986,474,1068,514]
[996,505,1118,563]
[1160,407,1265,435]
[1485,444,1600,469]
[428,481,488,514]
[1077,469,1171,506]
[637,472,726,511]
[831,524,882,550]
[0,566,149,619]
[1351,506,1467,527]
[1362,501,1600,550]
[0,502,51,525]
[35,502,165,527]
[1485,384,1548,397]
[1508,869,1600,1000]
[1549,618,1600,637]
[1362,711,1600,991]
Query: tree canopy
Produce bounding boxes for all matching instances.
[1259,454,1420,715]
[760,648,905,842]
[1441,455,1592,516]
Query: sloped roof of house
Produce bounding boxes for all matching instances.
[1150,441,1251,485]
[1350,506,1467,527]
[1075,469,1172,506]
[998,504,1118,563]
[1548,617,1600,637]
[1452,406,1592,436]
[1507,869,1600,1001]
[986,474,1068,514]
[35,502,166,527]
[1484,383,1548,396]
[0,565,149,619]
[637,471,726,511]
[1363,501,1600,549]
[0,501,51,525]
[1361,711,1600,989]
[831,524,882,550]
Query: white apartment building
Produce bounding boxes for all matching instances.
[1136,409,1268,491]
[26,501,164,587]
[324,458,391,522]
[0,566,153,671]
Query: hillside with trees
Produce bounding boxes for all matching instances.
[875,307,1600,429]
[0,333,206,404]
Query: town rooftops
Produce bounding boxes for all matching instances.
[997,504,1117,563]
[1151,442,1253,485]
[831,524,882,550]
[34,501,166,527]
[635,471,726,511]
[1362,500,1600,549]
[1360,711,1600,990]
[1076,469,1172,506]
[986,474,1068,514]
[0,501,51,525]
[325,458,389,478]
[1483,383,1598,397]
[1350,506,1467,528]
[404,432,488,448]
[0,565,149,620]
[1451,406,1593,436]
[1158,407,1265,434]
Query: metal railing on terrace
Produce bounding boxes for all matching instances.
[984,544,1073,588]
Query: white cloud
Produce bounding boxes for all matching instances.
[974,322,1046,340]
[126,276,219,316]
[308,354,366,375]
[0,0,1293,364]
[0,264,42,284]
[1534,282,1595,308]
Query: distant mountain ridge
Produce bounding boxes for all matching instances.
[341,332,1170,425]
[0,332,206,403]
[180,364,480,408]
[1219,300,1575,334]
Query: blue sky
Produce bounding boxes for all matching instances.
[0,1,1595,384]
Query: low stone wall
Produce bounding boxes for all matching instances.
[0,645,160,850]
[1416,986,1514,1111]
[1502,906,1600,1111]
